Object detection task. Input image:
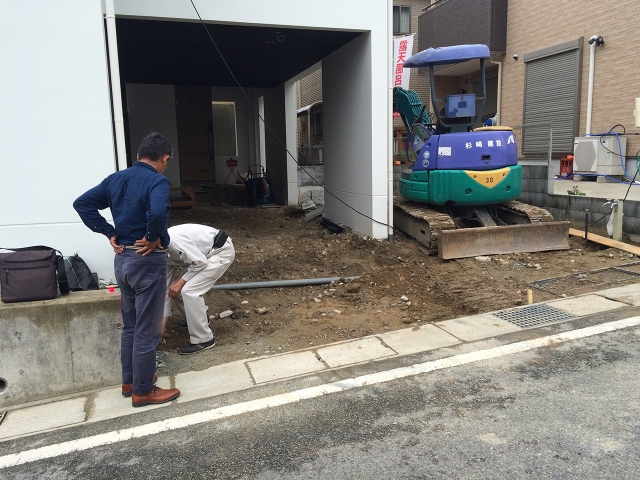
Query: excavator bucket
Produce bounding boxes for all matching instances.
[438,221,571,259]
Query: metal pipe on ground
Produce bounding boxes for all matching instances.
[210,276,361,291]
[585,209,590,248]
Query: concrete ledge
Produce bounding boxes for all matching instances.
[0,290,121,408]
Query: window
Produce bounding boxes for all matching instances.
[211,102,237,156]
[393,5,410,35]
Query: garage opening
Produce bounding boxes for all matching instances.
[113,18,361,204]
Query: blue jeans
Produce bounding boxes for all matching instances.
[114,250,167,395]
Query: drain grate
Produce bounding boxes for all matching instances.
[494,303,577,329]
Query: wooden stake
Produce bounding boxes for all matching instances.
[527,289,533,305]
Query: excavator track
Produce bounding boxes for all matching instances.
[394,198,569,258]
[394,198,455,254]
[504,200,555,223]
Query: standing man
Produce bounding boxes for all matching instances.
[162,223,235,354]
[73,132,180,407]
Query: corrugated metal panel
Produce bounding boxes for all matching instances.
[300,69,322,108]
[524,49,579,154]
[212,102,237,156]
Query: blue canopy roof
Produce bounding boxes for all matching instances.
[403,44,490,68]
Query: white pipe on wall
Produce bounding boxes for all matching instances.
[104,0,128,171]
[586,35,604,135]
[586,42,596,135]
[490,58,502,126]
[387,0,394,242]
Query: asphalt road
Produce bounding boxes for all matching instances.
[2,323,640,479]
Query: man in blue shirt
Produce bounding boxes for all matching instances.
[74,132,180,407]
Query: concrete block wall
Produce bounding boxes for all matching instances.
[393,163,408,195]
[545,193,640,237]
[298,165,324,187]
[0,290,121,408]
[519,164,550,207]
[520,164,640,237]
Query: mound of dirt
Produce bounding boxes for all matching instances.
[158,185,639,373]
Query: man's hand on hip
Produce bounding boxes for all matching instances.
[134,237,162,256]
[168,278,187,299]
[110,236,124,254]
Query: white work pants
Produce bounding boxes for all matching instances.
[164,240,235,344]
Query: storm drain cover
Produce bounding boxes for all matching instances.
[494,303,577,329]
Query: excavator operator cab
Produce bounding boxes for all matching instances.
[404,44,489,136]
[435,94,476,135]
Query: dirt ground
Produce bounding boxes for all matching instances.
[158,184,640,374]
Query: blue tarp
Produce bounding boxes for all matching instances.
[404,44,490,68]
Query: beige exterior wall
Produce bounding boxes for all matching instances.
[502,0,640,157]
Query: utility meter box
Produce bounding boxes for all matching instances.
[573,135,627,177]
[446,94,475,118]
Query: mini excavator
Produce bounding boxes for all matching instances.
[392,44,569,259]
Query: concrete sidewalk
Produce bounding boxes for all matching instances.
[2,283,640,442]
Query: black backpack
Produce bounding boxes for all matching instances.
[64,254,99,291]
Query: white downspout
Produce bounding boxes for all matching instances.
[586,35,604,135]
[105,0,128,171]
[387,0,394,242]
[490,57,502,126]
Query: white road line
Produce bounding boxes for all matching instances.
[2,316,639,470]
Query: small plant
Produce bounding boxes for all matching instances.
[567,185,586,196]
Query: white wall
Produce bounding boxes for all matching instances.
[0,0,118,280]
[114,0,377,31]
[0,0,390,285]
[126,84,181,189]
[323,32,389,238]
[285,80,299,204]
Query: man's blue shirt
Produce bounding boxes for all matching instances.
[73,161,171,247]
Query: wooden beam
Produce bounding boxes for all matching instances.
[569,228,640,256]
[170,186,196,209]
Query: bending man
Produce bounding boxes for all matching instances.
[74,132,180,407]
[163,223,235,354]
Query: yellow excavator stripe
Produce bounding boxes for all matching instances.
[464,167,511,189]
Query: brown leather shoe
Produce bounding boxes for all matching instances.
[122,374,158,397]
[132,386,180,407]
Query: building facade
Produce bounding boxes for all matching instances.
[1,0,391,279]
[417,0,639,163]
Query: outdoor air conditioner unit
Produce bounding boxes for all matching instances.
[573,135,627,176]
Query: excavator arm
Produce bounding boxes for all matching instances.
[392,87,433,132]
